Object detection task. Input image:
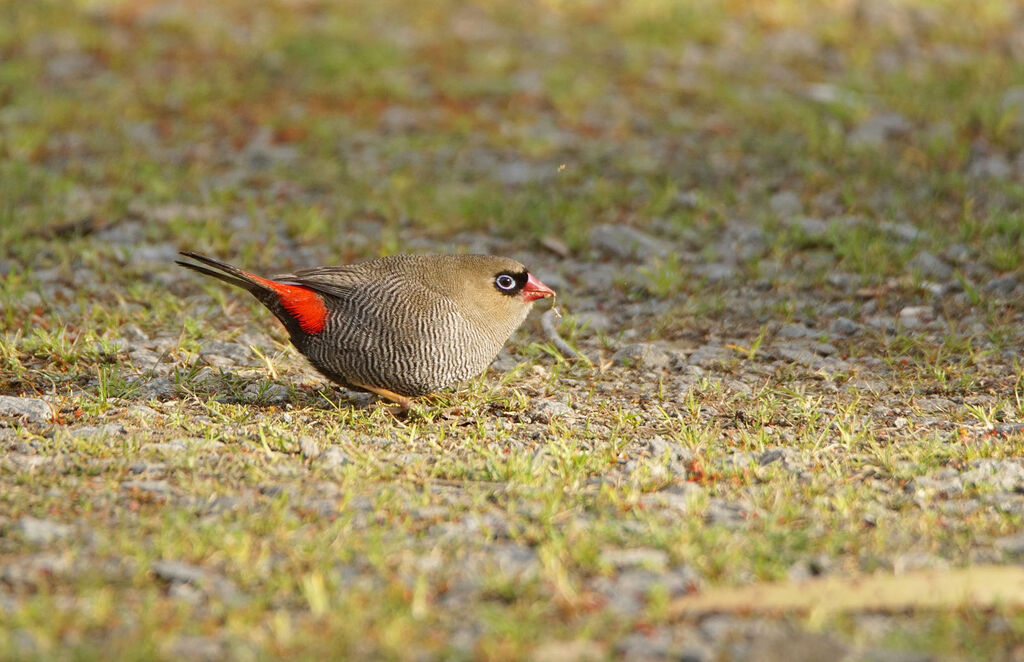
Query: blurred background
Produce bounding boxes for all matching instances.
[4,0,1024,273]
[5,3,1024,659]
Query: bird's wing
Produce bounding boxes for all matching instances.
[272,266,369,300]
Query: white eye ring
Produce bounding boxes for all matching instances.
[495,274,516,290]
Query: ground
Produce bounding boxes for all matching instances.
[3,0,1024,660]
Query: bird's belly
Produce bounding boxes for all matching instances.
[297,317,502,396]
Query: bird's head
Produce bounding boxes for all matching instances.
[431,255,555,331]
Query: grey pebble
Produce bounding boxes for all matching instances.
[164,636,225,662]
[14,517,73,544]
[152,559,206,585]
[848,112,911,148]
[199,340,252,365]
[995,531,1024,556]
[705,499,751,527]
[897,306,934,328]
[911,469,963,498]
[907,251,952,281]
[572,311,613,335]
[785,216,829,241]
[136,377,176,399]
[531,399,573,422]
[599,548,670,570]
[879,221,922,243]
[692,263,736,282]
[299,436,322,459]
[320,447,351,468]
[769,190,803,217]
[129,349,163,371]
[613,343,673,370]
[962,459,1024,493]
[152,560,243,605]
[687,345,732,368]
[829,316,860,336]
[812,342,837,356]
[244,383,290,404]
[0,396,52,425]
[968,152,1012,180]
[590,224,669,262]
[122,480,174,495]
[983,274,1017,296]
[777,323,814,339]
[773,345,828,370]
[72,423,127,440]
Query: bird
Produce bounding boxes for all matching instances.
[175,251,556,408]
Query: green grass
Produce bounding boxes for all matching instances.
[3,0,1024,659]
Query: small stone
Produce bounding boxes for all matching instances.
[599,548,669,570]
[645,436,692,463]
[879,221,921,243]
[994,531,1024,556]
[777,323,813,339]
[164,636,225,662]
[320,447,350,468]
[539,236,570,258]
[769,191,803,217]
[589,225,669,262]
[785,216,829,241]
[812,342,836,356]
[14,517,73,544]
[532,639,604,662]
[692,263,736,282]
[152,560,205,585]
[898,306,934,328]
[199,341,251,365]
[686,345,732,368]
[962,459,1024,493]
[705,499,750,527]
[532,399,573,422]
[129,243,178,266]
[911,471,964,498]
[152,560,243,604]
[907,251,953,281]
[983,274,1017,296]
[129,349,163,370]
[613,343,673,370]
[299,436,321,459]
[892,552,950,574]
[0,396,52,425]
[72,423,127,439]
[848,112,911,148]
[572,311,613,335]
[244,383,290,404]
[968,152,1012,180]
[615,630,676,661]
[829,317,860,336]
[122,480,174,495]
[943,243,971,263]
[773,345,828,370]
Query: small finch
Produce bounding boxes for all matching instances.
[176,251,556,407]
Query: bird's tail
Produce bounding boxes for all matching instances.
[176,251,270,295]
[176,251,329,335]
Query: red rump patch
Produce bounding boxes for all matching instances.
[249,273,327,334]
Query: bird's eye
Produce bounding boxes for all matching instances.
[495,274,517,291]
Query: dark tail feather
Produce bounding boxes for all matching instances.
[175,251,267,295]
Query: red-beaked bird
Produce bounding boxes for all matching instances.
[176,251,556,407]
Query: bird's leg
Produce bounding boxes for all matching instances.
[350,381,413,410]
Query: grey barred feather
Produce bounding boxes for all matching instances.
[178,252,549,398]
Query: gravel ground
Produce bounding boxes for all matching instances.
[3,1,1024,660]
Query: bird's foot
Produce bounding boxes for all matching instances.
[350,382,413,410]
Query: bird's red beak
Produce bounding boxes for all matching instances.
[521,273,555,302]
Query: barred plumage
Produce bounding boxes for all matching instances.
[176,252,555,406]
